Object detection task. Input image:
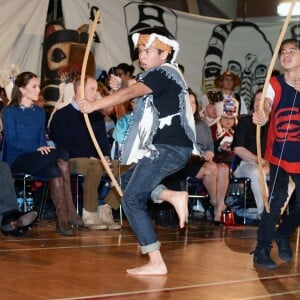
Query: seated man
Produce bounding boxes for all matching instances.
[232,89,270,217]
[0,161,37,236]
[49,76,120,230]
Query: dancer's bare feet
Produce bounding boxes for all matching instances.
[159,190,189,228]
[127,250,168,275]
[127,263,168,275]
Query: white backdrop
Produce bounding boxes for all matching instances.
[1,0,299,108]
[62,0,299,109]
[0,0,49,85]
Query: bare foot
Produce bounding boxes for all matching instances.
[164,191,189,228]
[127,262,168,275]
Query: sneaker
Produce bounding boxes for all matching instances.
[253,247,277,270]
[82,208,107,230]
[275,232,293,262]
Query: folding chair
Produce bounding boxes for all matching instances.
[228,155,253,224]
[184,176,209,220]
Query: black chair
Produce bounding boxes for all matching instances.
[13,173,49,215]
[38,173,84,220]
[227,155,254,224]
[184,176,209,220]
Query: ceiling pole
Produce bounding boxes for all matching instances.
[53,0,58,21]
[242,0,247,21]
[186,0,200,14]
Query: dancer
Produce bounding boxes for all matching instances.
[79,27,200,275]
[252,38,300,269]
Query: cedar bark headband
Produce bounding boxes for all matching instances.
[132,32,179,63]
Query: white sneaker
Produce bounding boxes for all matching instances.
[82,208,107,230]
[98,204,121,230]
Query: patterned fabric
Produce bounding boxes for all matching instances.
[120,63,201,165]
[265,75,300,173]
[2,105,46,165]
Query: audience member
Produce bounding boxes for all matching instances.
[214,70,248,115]
[110,63,136,120]
[2,71,83,236]
[231,89,269,216]
[49,76,120,230]
[0,87,9,111]
[159,88,228,225]
[184,89,228,224]
[115,63,135,83]
[213,113,237,166]
[200,91,222,127]
[0,161,37,236]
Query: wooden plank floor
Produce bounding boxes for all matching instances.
[0,217,299,300]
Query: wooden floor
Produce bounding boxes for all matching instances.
[0,217,299,300]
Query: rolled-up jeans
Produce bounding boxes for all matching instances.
[120,144,192,254]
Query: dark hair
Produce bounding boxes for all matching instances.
[279,38,300,54]
[249,88,263,111]
[107,67,115,75]
[137,27,176,63]
[137,26,175,40]
[178,64,185,74]
[0,87,7,97]
[10,71,37,106]
[115,63,135,77]
[188,87,201,122]
[207,91,223,104]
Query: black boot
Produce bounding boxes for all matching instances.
[1,210,37,236]
[275,232,293,262]
[253,246,277,270]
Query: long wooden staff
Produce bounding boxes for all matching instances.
[256,0,296,213]
[80,10,123,197]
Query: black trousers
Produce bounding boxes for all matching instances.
[257,164,300,248]
[0,161,18,224]
[10,147,69,178]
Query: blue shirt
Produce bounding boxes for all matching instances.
[2,105,46,165]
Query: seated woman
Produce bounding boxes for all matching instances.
[1,71,83,236]
[213,113,237,167]
[158,89,229,225]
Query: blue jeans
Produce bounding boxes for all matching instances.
[120,144,192,254]
[257,164,300,248]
